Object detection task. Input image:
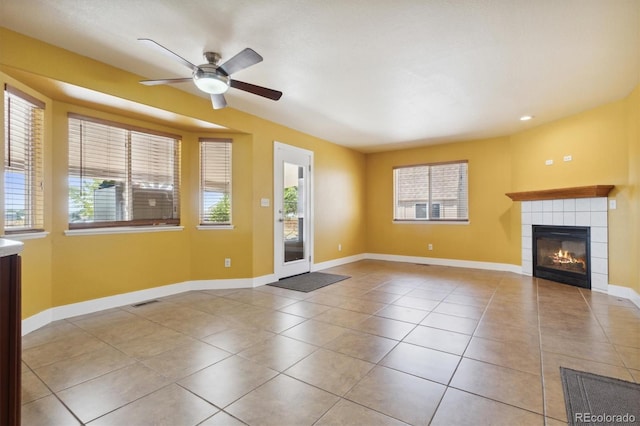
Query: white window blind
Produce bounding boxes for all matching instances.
[200,138,231,225]
[4,85,45,233]
[68,114,180,228]
[394,160,468,221]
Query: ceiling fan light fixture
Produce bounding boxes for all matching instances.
[193,69,229,94]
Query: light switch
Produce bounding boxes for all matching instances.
[609,199,617,210]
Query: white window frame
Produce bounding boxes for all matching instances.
[393,160,469,222]
[67,113,181,229]
[199,138,232,227]
[3,85,45,234]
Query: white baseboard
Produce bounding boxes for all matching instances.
[22,309,54,336]
[22,274,275,336]
[312,253,368,272]
[252,274,278,287]
[608,284,640,309]
[364,252,522,274]
[186,274,278,290]
[22,253,639,335]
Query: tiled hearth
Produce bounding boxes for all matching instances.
[521,197,609,292]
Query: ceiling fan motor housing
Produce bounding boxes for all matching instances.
[193,64,230,94]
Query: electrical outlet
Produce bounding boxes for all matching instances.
[563,155,572,162]
[428,244,433,251]
[338,244,342,252]
[224,258,231,268]
[545,159,553,166]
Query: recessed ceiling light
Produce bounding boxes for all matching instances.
[520,115,534,121]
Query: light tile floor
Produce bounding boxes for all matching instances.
[21,260,640,425]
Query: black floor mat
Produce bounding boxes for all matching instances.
[560,367,640,425]
[267,272,350,292]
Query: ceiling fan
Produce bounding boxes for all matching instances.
[138,38,283,109]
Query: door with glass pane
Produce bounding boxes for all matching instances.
[274,142,312,279]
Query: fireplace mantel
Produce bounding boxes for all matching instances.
[506,185,614,202]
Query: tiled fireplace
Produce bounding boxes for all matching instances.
[507,186,613,293]
[521,197,608,292]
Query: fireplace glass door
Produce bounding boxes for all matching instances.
[532,225,590,289]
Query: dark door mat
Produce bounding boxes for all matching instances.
[267,272,350,292]
[560,367,640,425]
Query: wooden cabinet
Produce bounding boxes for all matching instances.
[0,240,23,426]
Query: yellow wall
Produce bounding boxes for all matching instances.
[0,28,367,317]
[189,132,255,280]
[245,123,367,277]
[0,72,54,317]
[366,90,639,291]
[1,27,638,321]
[49,102,193,306]
[314,142,368,261]
[366,137,519,265]
[511,99,632,288]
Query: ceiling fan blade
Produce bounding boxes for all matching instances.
[211,93,227,109]
[138,38,198,71]
[230,80,283,101]
[140,77,193,86]
[219,48,263,75]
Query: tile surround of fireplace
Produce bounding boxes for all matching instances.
[521,197,608,292]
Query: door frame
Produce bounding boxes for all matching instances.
[273,141,314,279]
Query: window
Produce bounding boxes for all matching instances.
[68,114,180,228]
[4,85,45,233]
[199,138,232,225]
[393,161,468,221]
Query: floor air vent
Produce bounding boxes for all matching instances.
[131,300,160,308]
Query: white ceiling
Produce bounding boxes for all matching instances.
[1,0,639,152]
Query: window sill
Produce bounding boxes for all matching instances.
[196,224,235,230]
[65,225,184,236]
[2,231,50,240]
[393,220,470,225]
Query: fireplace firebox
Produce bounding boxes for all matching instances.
[532,225,590,289]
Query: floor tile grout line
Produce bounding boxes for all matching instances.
[444,385,548,418]
[579,285,636,374]
[79,381,190,425]
[427,275,501,421]
[22,263,640,425]
[21,317,99,354]
[212,272,440,422]
[537,276,555,423]
[280,361,412,425]
[24,317,138,379]
[195,410,248,426]
[175,357,279,411]
[32,300,247,422]
[28,366,87,426]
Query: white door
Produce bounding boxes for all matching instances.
[274,142,313,279]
